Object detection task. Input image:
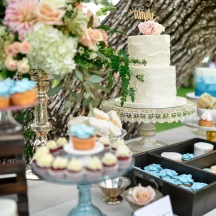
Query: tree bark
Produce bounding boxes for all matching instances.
[24,0,216,140]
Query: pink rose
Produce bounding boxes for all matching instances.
[88,28,103,43]
[99,30,108,44]
[127,184,156,206]
[138,21,165,35]
[79,28,103,50]
[4,57,18,71]
[19,42,32,54]
[5,42,20,56]
[35,2,65,25]
[17,58,30,74]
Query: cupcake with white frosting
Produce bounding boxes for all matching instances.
[115,145,132,169]
[48,156,68,179]
[102,153,118,175]
[112,139,125,152]
[199,111,213,127]
[85,156,103,181]
[34,146,49,162]
[46,140,60,155]
[35,153,54,176]
[56,137,68,155]
[66,158,84,181]
[98,136,111,151]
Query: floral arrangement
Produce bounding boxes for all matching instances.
[0,0,145,108]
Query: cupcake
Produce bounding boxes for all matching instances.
[98,136,111,151]
[69,125,95,150]
[111,139,125,152]
[66,158,84,181]
[101,152,118,175]
[56,137,68,155]
[198,111,213,127]
[115,145,132,169]
[0,80,11,109]
[85,156,103,181]
[35,153,54,176]
[46,140,60,155]
[34,146,50,162]
[48,156,68,179]
[10,78,37,106]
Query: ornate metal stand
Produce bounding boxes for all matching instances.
[26,69,52,180]
[101,99,196,153]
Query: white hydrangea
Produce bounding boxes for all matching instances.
[26,23,77,76]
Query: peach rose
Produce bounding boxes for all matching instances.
[4,57,18,71]
[19,42,32,54]
[88,28,103,43]
[35,2,65,25]
[138,21,165,35]
[5,42,20,57]
[127,184,156,206]
[17,58,30,74]
[99,30,108,44]
[79,28,103,50]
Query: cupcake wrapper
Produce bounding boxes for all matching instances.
[103,164,119,176]
[118,157,132,170]
[65,170,84,181]
[85,170,102,181]
[48,168,65,179]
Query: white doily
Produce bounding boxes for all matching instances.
[101,99,197,124]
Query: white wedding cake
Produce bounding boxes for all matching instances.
[115,21,186,108]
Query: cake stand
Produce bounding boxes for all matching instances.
[182,116,216,141]
[101,99,196,153]
[32,158,134,216]
[0,101,37,134]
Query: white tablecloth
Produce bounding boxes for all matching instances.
[28,126,216,216]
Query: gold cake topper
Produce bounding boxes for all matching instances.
[130,9,159,21]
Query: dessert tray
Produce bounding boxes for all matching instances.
[130,138,216,216]
[0,100,38,134]
[32,145,134,216]
[182,117,216,131]
[186,92,199,100]
[63,142,104,155]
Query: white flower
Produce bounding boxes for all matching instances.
[67,4,73,11]
[89,52,97,60]
[26,23,77,76]
[41,0,67,8]
[78,47,84,54]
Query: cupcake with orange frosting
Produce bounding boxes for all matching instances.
[48,156,68,179]
[69,125,95,150]
[85,156,103,181]
[199,111,213,127]
[101,152,118,175]
[115,145,132,169]
[10,78,37,106]
[66,158,84,181]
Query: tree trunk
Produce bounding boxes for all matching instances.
[22,0,216,141]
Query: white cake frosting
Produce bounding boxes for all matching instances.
[115,33,187,108]
[86,156,102,170]
[128,35,170,65]
[56,137,68,146]
[101,153,117,165]
[37,154,54,168]
[46,140,58,149]
[52,156,68,169]
[67,158,83,172]
[115,145,131,157]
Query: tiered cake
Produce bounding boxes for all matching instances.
[195,67,216,97]
[115,21,186,108]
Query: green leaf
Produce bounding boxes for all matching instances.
[88,75,104,83]
[88,100,94,112]
[75,69,83,81]
[93,84,110,93]
[129,88,136,102]
[48,85,62,96]
[65,100,72,108]
[96,51,107,60]
[87,15,94,28]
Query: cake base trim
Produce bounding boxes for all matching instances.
[114,96,187,108]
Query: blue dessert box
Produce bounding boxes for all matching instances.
[129,138,216,216]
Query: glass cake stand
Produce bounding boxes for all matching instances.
[101,99,196,153]
[0,101,38,134]
[32,158,134,216]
